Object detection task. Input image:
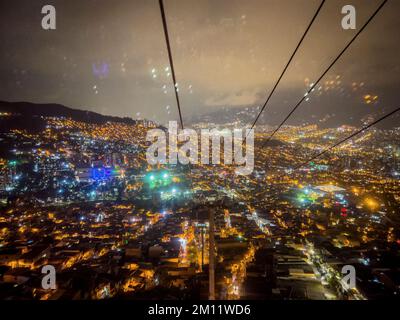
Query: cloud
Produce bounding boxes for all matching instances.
[205,88,261,107]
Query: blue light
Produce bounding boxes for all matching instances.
[335,193,344,200]
[361,258,370,266]
[91,167,113,181]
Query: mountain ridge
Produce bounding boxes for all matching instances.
[0,100,139,126]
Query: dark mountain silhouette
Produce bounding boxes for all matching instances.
[0,101,138,126]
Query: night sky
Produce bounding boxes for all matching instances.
[0,0,399,126]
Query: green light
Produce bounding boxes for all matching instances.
[146,171,173,190]
[297,194,307,204]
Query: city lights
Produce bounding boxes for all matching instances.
[0,0,398,306]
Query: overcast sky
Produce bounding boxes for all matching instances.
[0,0,399,126]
